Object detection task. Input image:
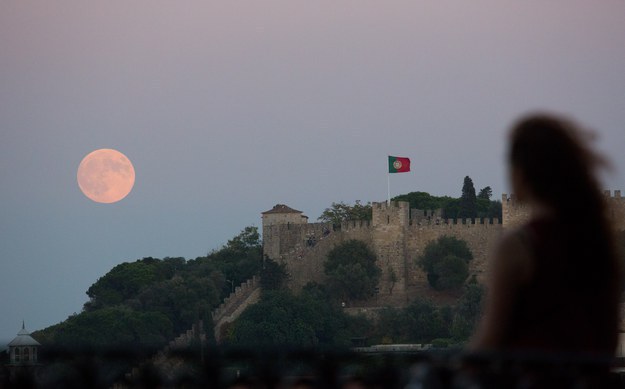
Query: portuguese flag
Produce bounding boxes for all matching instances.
[388,156,410,173]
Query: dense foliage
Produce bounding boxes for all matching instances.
[324,240,381,301]
[420,236,473,290]
[226,279,484,349]
[259,257,289,291]
[458,176,477,219]
[34,227,264,348]
[84,257,184,310]
[374,283,484,345]
[225,286,368,348]
[317,200,372,224]
[29,183,502,355]
[392,176,502,221]
[477,186,492,200]
[450,280,485,340]
[375,300,452,344]
[34,306,174,348]
[392,191,454,212]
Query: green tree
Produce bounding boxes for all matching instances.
[33,306,174,348]
[375,307,406,343]
[38,226,266,349]
[225,226,261,253]
[403,299,450,342]
[226,290,357,348]
[260,257,288,291]
[374,299,451,344]
[392,192,454,214]
[85,257,173,310]
[420,236,473,290]
[324,240,381,301]
[458,176,477,219]
[475,185,502,220]
[488,199,503,220]
[318,200,372,224]
[137,274,219,334]
[476,198,503,220]
[393,187,501,221]
[431,255,469,290]
[203,226,263,298]
[451,280,485,341]
[443,199,461,220]
[477,186,492,200]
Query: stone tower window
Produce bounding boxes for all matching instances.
[14,347,20,362]
[23,347,29,362]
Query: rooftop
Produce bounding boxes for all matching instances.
[7,322,41,347]
[261,204,304,215]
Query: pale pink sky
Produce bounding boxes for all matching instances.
[1,1,624,341]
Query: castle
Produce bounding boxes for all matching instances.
[262,191,625,305]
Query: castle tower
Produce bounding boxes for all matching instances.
[7,322,41,366]
[604,190,625,231]
[371,201,410,296]
[501,193,530,228]
[261,204,308,260]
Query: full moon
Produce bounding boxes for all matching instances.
[77,149,135,203]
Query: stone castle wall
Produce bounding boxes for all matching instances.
[502,193,530,228]
[211,276,261,342]
[605,190,625,231]
[265,221,373,290]
[405,218,503,287]
[263,202,504,301]
[263,191,625,302]
[372,202,410,295]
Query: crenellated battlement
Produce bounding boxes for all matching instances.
[604,189,623,198]
[372,201,410,228]
[373,201,409,209]
[411,208,444,225]
[211,276,260,322]
[408,217,501,231]
[502,193,529,228]
[340,219,372,231]
[262,191,624,300]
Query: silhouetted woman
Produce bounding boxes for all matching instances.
[472,113,621,356]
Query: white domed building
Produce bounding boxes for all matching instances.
[7,322,40,366]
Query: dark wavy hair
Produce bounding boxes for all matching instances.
[508,112,618,275]
[509,113,608,219]
[507,113,621,353]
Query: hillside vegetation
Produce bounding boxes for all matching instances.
[33,183,500,349]
[34,227,263,347]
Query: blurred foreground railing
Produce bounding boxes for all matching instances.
[2,346,625,388]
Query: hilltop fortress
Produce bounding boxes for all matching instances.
[262,191,625,305]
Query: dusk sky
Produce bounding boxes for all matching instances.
[1,1,624,343]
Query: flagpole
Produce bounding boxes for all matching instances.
[387,159,391,205]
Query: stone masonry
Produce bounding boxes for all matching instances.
[262,190,625,305]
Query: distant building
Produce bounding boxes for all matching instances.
[261,191,625,304]
[261,204,308,226]
[7,322,40,366]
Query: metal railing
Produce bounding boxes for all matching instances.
[2,346,625,388]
